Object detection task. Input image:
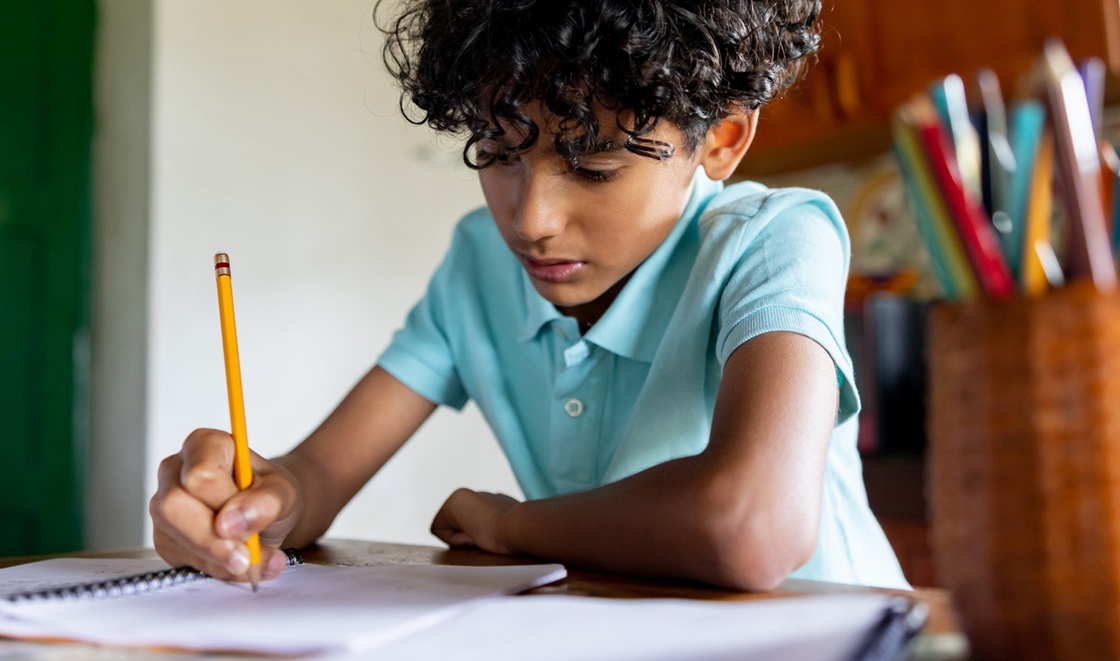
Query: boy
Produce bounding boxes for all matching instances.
[150,0,908,590]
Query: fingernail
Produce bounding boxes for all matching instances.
[240,505,259,525]
[218,509,248,537]
[226,542,250,574]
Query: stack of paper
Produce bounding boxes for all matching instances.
[0,559,912,659]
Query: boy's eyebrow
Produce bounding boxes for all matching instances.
[590,138,627,154]
[483,135,630,157]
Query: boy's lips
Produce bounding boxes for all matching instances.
[520,254,585,283]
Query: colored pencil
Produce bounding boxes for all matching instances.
[1021,132,1056,296]
[914,107,1016,299]
[892,109,980,299]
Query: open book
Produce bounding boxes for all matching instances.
[0,556,566,655]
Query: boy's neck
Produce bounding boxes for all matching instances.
[556,272,634,332]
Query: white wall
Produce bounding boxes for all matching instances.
[144,0,521,546]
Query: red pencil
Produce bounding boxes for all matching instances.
[917,115,1016,299]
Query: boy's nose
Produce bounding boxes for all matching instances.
[511,175,567,242]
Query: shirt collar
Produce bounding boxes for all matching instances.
[515,169,724,352]
[517,276,563,342]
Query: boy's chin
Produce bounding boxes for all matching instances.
[531,283,602,312]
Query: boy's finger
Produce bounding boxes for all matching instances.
[151,483,286,582]
[155,452,185,499]
[214,472,292,540]
[259,546,292,582]
[149,482,251,578]
[179,429,239,510]
[153,529,252,581]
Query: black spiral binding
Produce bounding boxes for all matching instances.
[3,548,304,603]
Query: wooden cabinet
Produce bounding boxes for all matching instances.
[739,0,1120,176]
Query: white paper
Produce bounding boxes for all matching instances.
[0,559,566,655]
[359,592,895,661]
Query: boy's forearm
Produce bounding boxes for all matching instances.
[271,366,438,549]
[498,454,819,591]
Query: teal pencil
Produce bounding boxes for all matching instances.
[1005,101,1047,276]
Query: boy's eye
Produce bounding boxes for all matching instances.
[473,143,519,167]
[572,166,620,183]
[483,150,521,167]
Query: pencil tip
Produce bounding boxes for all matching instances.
[248,565,261,593]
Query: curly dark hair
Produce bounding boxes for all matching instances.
[376,0,822,168]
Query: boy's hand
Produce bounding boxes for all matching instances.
[149,428,303,582]
[430,488,519,555]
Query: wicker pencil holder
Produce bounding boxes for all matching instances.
[927,280,1120,661]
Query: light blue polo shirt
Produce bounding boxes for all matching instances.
[378,171,908,589]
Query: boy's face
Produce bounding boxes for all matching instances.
[478,106,703,327]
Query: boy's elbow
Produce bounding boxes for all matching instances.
[713,536,816,592]
[695,488,820,592]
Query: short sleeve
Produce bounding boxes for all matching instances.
[376,238,470,410]
[715,198,860,426]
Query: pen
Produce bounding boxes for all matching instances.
[214,253,262,592]
[975,69,1016,238]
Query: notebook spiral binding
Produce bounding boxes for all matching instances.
[3,548,304,603]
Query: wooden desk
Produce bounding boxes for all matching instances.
[0,538,967,660]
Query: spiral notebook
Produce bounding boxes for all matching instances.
[0,555,567,655]
[1,548,305,603]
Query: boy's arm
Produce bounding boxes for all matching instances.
[430,331,835,591]
[272,366,438,548]
[151,366,436,580]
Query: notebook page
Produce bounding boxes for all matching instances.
[365,592,897,661]
[0,561,566,655]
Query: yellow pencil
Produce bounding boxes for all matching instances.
[1021,133,1055,296]
[214,253,262,592]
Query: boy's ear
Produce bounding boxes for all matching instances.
[698,109,758,181]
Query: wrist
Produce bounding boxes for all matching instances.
[495,498,528,556]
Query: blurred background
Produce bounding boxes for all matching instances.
[1,0,516,559]
[2,0,1117,589]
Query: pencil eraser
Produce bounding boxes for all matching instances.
[214,253,231,275]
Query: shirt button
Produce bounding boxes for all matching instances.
[564,399,584,417]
